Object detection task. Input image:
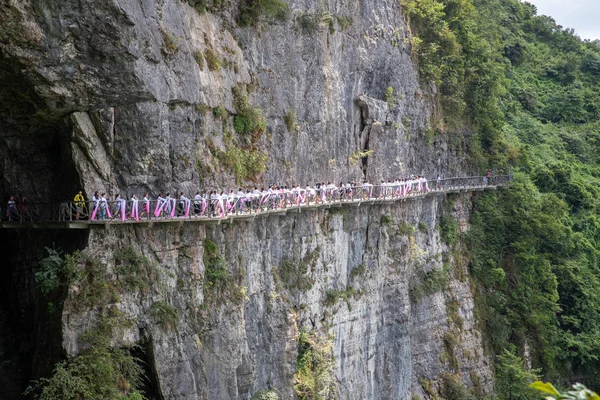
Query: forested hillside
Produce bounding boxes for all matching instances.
[403,0,600,389]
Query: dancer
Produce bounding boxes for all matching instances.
[114,194,126,221]
[194,192,203,216]
[130,194,139,222]
[154,193,166,217]
[179,192,191,217]
[98,193,110,220]
[164,193,173,218]
[141,193,150,219]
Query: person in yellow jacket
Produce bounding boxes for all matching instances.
[74,191,85,220]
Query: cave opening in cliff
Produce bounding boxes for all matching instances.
[0,51,87,398]
[0,51,81,204]
[131,335,163,400]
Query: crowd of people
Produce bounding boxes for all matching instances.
[5,172,502,223]
[73,176,434,222]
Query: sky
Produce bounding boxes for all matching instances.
[525,0,600,40]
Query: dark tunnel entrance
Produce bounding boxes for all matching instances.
[0,50,85,398]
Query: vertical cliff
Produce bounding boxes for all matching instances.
[59,194,493,399]
[0,0,494,398]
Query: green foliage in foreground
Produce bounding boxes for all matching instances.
[530,382,600,400]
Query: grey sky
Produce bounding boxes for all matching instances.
[525,0,600,40]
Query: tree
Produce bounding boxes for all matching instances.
[496,350,540,400]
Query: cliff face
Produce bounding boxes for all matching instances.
[62,195,492,399]
[1,0,471,200]
[0,0,490,398]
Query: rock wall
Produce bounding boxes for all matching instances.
[1,0,472,202]
[61,194,493,399]
[0,0,492,398]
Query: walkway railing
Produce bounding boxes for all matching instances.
[2,175,510,225]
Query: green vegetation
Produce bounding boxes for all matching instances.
[385,86,397,109]
[398,222,415,236]
[115,246,154,292]
[440,373,478,400]
[193,50,205,70]
[222,130,268,182]
[284,109,297,132]
[196,103,212,114]
[422,127,435,147]
[295,12,335,35]
[204,48,221,71]
[380,214,392,225]
[324,286,361,310]
[149,301,179,329]
[26,308,144,400]
[160,29,179,56]
[400,0,506,167]
[202,238,244,305]
[442,331,460,371]
[418,377,436,398]
[274,247,320,292]
[202,84,269,183]
[213,105,228,120]
[25,347,145,400]
[530,382,600,400]
[409,264,449,303]
[294,330,336,399]
[439,213,458,245]
[238,0,289,27]
[348,149,374,165]
[207,129,268,183]
[446,300,463,329]
[232,84,267,137]
[495,350,540,400]
[203,238,228,290]
[336,15,352,31]
[80,308,133,348]
[74,257,120,309]
[35,248,79,296]
[251,390,280,400]
[349,263,366,279]
[28,249,161,398]
[295,13,320,35]
[188,0,228,15]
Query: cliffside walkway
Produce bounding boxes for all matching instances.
[1,176,511,229]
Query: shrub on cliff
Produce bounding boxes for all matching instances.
[26,309,145,400]
[294,330,336,399]
[25,347,145,400]
[238,0,289,27]
[35,248,79,296]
